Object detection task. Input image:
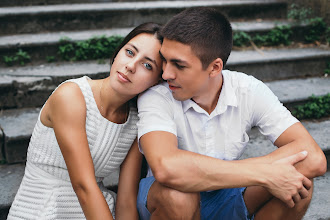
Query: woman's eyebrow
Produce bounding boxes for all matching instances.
[127,43,158,68]
[127,43,139,52]
[145,57,158,68]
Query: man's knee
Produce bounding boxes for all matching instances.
[148,181,200,218]
[167,188,200,211]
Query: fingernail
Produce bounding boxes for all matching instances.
[301,151,308,156]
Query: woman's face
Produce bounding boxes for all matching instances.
[110,33,162,96]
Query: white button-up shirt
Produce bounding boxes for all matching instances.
[137,70,298,175]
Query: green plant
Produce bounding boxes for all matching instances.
[2,49,31,66]
[15,49,31,65]
[46,56,56,63]
[288,3,313,22]
[3,55,15,66]
[292,94,330,119]
[266,25,292,46]
[58,35,124,61]
[326,27,330,43]
[304,17,327,42]
[252,25,292,46]
[233,31,251,47]
[325,61,330,74]
[58,38,75,61]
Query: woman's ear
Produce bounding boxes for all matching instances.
[209,58,223,78]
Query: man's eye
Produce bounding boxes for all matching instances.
[144,63,152,70]
[126,49,134,56]
[175,63,185,69]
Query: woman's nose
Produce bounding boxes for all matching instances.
[125,59,137,74]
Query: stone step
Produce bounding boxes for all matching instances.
[0,0,287,36]
[0,20,311,66]
[1,75,329,163]
[1,118,329,219]
[1,46,329,110]
[0,0,153,7]
[226,47,330,81]
[1,0,273,7]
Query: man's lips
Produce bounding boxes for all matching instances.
[168,83,180,90]
[117,71,131,82]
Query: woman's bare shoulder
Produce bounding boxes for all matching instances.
[42,82,87,127]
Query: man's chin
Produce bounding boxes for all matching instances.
[172,93,188,101]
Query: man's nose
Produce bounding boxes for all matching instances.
[162,63,175,80]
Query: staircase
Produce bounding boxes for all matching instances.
[0,0,329,219]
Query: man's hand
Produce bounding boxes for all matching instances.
[264,151,312,208]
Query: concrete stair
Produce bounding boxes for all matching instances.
[0,1,287,35]
[1,48,329,110]
[0,0,329,219]
[0,20,312,65]
[1,75,330,163]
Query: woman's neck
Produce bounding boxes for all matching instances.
[97,78,132,122]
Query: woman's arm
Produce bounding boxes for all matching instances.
[44,82,113,220]
[115,138,142,220]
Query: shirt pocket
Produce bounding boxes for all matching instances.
[224,132,249,160]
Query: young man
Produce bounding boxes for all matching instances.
[136,7,327,220]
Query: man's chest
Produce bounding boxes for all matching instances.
[175,108,252,160]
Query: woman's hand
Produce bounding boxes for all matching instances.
[115,138,142,220]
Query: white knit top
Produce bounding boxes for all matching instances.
[7,76,138,219]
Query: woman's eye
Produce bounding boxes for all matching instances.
[126,49,134,56]
[144,63,152,70]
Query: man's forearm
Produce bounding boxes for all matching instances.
[151,148,300,192]
[142,131,313,207]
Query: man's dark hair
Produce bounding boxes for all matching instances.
[162,7,232,69]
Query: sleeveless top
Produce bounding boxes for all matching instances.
[7,76,138,219]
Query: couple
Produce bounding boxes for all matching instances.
[7,7,326,220]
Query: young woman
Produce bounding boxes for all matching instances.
[7,22,163,220]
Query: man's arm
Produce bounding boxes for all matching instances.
[241,122,327,178]
[141,131,313,207]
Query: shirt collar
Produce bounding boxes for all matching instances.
[182,70,238,114]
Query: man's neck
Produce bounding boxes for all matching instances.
[192,74,223,115]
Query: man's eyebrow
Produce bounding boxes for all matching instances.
[159,51,188,65]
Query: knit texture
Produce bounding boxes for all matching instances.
[7,76,138,219]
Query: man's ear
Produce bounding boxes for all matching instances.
[209,58,223,77]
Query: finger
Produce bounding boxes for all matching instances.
[303,177,312,190]
[285,198,295,208]
[286,151,308,165]
[292,193,301,204]
[299,186,309,199]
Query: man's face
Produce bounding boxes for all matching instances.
[160,38,211,101]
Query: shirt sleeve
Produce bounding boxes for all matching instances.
[251,80,299,143]
[137,85,178,153]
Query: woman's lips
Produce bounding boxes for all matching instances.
[117,71,131,83]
